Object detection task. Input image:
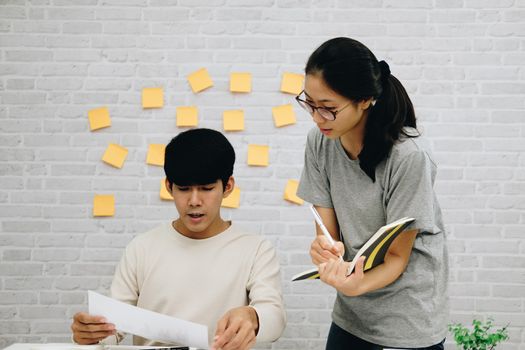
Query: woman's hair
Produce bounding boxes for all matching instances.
[164,128,235,191]
[305,37,418,181]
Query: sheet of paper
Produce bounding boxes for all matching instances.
[221,186,240,208]
[146,144,165,166]
[160,178,173,201]
[93,194,115,217]
[272,104,296,127]
[176,106,199,127]
[283,179,303,205]
[88,291,208,349]
[102,143,128,168]
[230,72,251,93]
[247,144,269,167]
[223,110,244,131]
[25,344,102,350]
[24,345,187,350]
[187,68,213,93]
[142,88,164,109]
[280,72,304,95]
[88,107,111,131]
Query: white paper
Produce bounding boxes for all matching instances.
[28,345,102,350]
[88,291,208,349]
[24,346,186,350]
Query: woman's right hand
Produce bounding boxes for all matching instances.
[71,312,116,345]
[310,235,345,265]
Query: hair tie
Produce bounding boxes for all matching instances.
[378,60,390,81]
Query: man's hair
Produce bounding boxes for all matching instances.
[164,128,235,191]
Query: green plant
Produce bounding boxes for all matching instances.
[448,318,509,350]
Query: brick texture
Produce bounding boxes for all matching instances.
[1,1,524,349]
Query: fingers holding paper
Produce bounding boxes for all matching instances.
[319,256,366,297]
[71,311,116,344]
[211,306,258,350]
[310,235,345,265]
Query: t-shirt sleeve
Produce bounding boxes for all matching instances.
[246,239,286,343]
[385,148,442,235]
[297,129,333,208]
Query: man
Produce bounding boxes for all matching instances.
[71,128,286,350]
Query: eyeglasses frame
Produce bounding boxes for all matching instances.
[295,90,353,121]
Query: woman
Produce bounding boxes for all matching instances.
[296,37,449,350]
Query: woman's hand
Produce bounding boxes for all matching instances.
[310,235,345,265]
[318,256,366,297]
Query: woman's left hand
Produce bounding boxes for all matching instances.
[318,256,366,297]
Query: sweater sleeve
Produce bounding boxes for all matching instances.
[246,239,286,343]
[99,239,141,344]
[109,238,141,305]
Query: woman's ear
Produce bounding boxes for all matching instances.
[359,98,375,110]
[223,176,235,198]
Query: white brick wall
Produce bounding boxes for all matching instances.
[1,1,524,349]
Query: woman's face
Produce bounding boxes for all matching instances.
[303,73,371,140]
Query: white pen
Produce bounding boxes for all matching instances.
[309,205,342,260]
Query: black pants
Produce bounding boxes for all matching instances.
[326,323,445,350]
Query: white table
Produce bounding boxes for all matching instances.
[3,345,195,350]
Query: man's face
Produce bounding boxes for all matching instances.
[166,177,234,239]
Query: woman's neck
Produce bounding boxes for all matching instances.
[340,135,362,160]
[339,117,367,160]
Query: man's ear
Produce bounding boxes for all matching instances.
[165,178,172,193]
[223,176,235,198]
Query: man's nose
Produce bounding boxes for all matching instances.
[189,189,201,206]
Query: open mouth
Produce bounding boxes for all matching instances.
[188,213,204,219]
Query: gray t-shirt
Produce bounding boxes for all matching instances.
[298,127,449,348]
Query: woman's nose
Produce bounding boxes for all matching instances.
[311,109,326,124]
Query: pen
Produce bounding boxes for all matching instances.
[309,205,342,260]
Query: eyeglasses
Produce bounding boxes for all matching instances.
[295,90,352,121]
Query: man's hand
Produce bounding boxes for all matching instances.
[211,306,259,350]
[310,235,345,266]
[71,312,116,345]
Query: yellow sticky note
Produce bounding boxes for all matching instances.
[187,68,213,93]
[284,179,304,205]
[272,104,296,128]
[230,72,252,93]
[88,107,111,131]
[146,144,165,166]
[223,110,244,132]
[102,143,128,169]
[247,144,269,167]
[280,72,304,95]
[142,87,164,109]
[93,194,115,217]
[176,106,198,127]
[221,187,240,208]
[160,178,173,201]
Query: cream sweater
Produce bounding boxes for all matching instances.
[107,222,286,347]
